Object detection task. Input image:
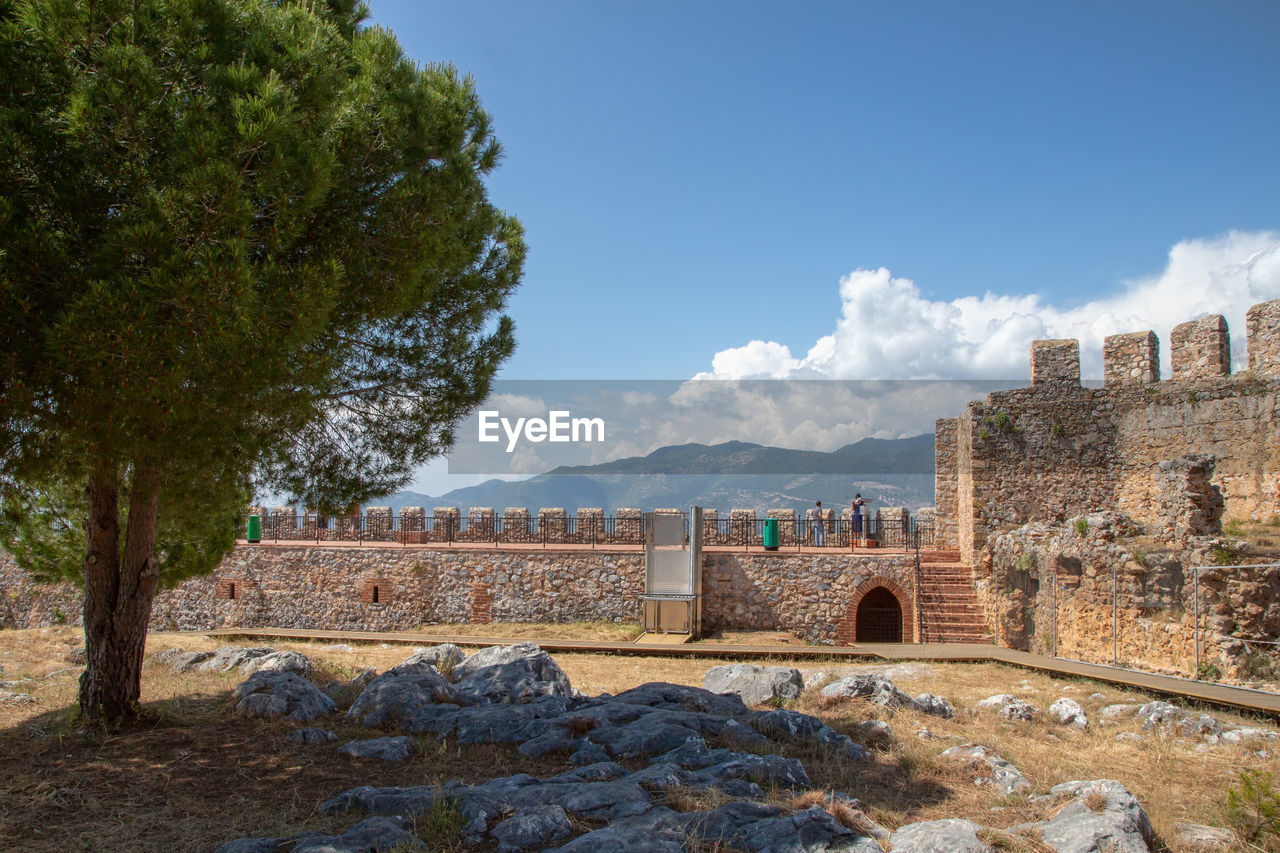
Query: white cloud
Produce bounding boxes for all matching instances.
[699,231,1280,380]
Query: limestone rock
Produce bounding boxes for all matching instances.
[821,674,954,717]
[177,646,276,674]
[1221,726,1279,744]
[976,694,1039,721]
[710,804,883,852]
[288,727,338,744]
[611,681,752,718]
[940,743,1031,795]
[1036,779,1155,853]
[490,804,574,852]
[242,650,314,678]
[891,818,996,852]
[233,670,335,722]
[1173,822,1235,852]
[339,736,412,762]
[1049,697,1089,730]
[702,664,804,707]
[291,816,422,852]
[857,719,895,746]
[913,692,957,719]
[452,642,545,680]
[454,652,572,705]
[401,643,466,673]
[347,663,459,728]
[1135,701,1221,739]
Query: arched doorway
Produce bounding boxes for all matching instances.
[855,587,903,643]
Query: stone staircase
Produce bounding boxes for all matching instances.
[916,549,990,644]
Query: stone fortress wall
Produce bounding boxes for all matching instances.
[934,297,1280,565]
[932,297,1280,682]
[0,545,917,645]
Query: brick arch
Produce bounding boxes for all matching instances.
[835,576,915,645]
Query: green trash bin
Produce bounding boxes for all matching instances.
[763,517,779,551]
[246,514,262,544]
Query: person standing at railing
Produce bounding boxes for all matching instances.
[851,494,865,540]
[812,501,825,547]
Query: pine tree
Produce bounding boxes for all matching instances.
[0,0,524,722]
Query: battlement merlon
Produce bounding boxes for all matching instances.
[1029,339,1080,387]
[1246,297,1280,377]
[1103,330,1159,387]
[1170,314,1229,380]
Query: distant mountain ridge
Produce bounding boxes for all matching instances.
[548,434,933,476]
[384,434,935,515]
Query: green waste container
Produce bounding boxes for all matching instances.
[763,517,779,551]
[246,514,262,544]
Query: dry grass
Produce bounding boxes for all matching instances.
[2,627,1277,851]
[410,620,645,643]
[1222,517,1280,556]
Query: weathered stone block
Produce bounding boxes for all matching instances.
[1030,339,1080,386]
[1246,298,1280,377]
[1103,330,1159,386]
[1171,314,1230,379]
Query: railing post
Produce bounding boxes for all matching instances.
[1112,568,1118,666]
[1193,568,1200,679]
[1051,568,1058,658]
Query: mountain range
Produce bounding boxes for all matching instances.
[382,434,935,515]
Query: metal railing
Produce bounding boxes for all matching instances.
[703,515,935,551]
[244,510,938,551]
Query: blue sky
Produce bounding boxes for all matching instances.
[363,1,1280,492]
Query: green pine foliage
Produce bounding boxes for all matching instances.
[1226,769,1280,844]
[0,0,524,716]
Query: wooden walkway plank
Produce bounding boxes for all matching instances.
[193,627,1280,717]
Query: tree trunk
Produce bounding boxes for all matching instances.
[79,463,162,723]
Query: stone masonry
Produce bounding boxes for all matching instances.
[936,298,1280,564]
[1103,330,1159,386]
[1170,314,1230,380]
[2,545,917,645]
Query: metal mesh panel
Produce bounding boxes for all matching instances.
[646,549,692,594]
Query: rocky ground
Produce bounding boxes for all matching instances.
[158,642,1275,853]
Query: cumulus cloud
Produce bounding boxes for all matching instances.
[698,231,1280,380]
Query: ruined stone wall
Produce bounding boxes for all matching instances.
[935,299,1280,565]
[0,552,82,629]
[980,515,1279,685]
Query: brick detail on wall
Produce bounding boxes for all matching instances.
[215,578,248,600]
[471,581,492,623]
[359,577,391,604]
[834,576,915,645]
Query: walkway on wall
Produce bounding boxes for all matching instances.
[197,627,1280,717]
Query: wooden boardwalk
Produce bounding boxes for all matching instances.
[199,627,1280,718]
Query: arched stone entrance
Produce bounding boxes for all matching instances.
[855,588,902,642]
[836,576,914,644]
